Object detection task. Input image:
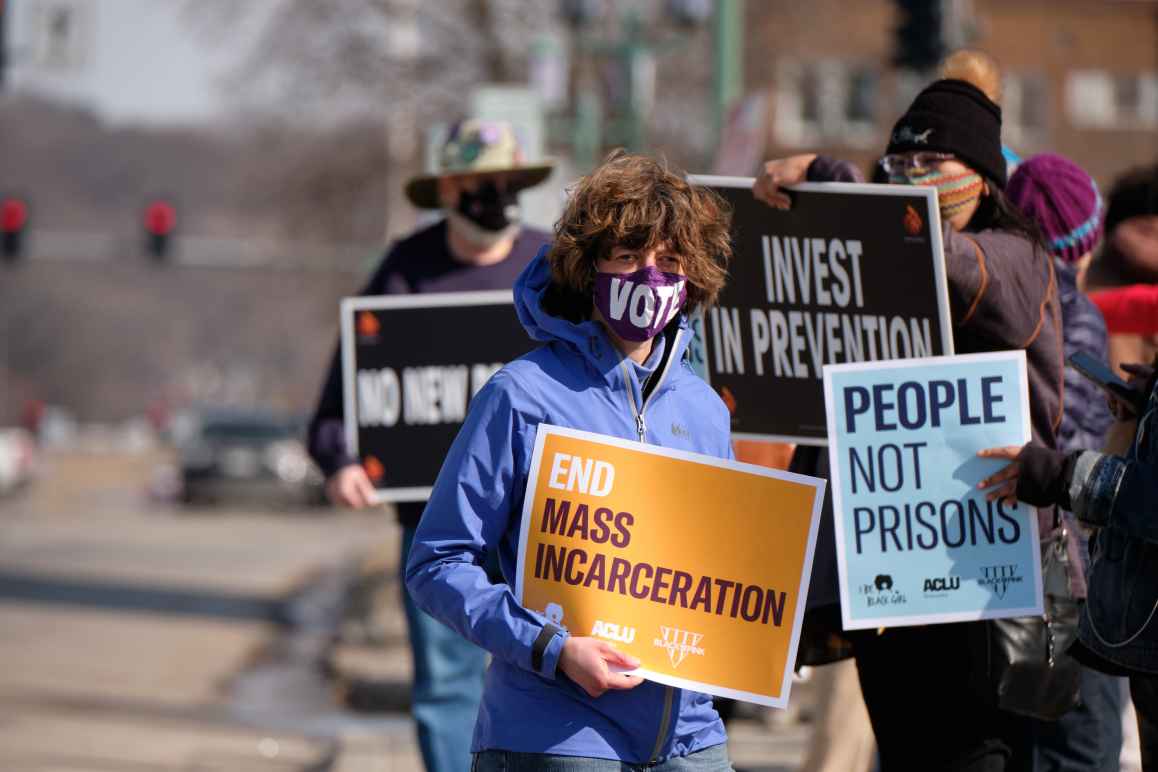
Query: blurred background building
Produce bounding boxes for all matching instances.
[0,0,1155,426]
[745,0,1157,184]
[0,2,1154,769]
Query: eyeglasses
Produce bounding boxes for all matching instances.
[878,152,956,178]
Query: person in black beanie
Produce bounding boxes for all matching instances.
[754,76,1069,772]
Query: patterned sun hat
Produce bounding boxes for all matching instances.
[405,119,554,209]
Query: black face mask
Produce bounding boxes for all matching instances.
[457,181,520,232]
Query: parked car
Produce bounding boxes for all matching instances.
[0,428,36,496]
[178,410,324,508]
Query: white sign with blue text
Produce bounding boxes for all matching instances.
[823,352,1044,630]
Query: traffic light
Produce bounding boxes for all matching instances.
[143,199,176,260]
[893,0,945,72]
[1,195,28,261]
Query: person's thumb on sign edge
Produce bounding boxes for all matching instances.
[560,637,644,697]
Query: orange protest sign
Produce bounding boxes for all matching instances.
[515,425,825,707]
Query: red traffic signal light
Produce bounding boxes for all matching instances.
[1,196,29,260]
[143,200,176,260]
[144,200,176,236]
[1,197,28,232]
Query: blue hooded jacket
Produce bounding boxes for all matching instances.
[405,248,733,763]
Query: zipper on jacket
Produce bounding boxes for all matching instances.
[648,685,676,764]
[619,366,646,442]
[613,328,683,762]
[617,328,683,444]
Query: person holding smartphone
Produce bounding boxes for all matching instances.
[980,359,1158,768]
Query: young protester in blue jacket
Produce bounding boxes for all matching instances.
[405,152,737,769]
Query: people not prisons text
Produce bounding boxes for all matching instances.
[840,375,1022,556]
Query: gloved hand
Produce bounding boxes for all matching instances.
[977,444,1079,509]
[1015,446,1077,509]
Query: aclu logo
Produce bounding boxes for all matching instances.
[922,576,961,597]
[654,626,705,669]
[591,620,636,644]
[858,574,907,607]
[979,564,1023,599]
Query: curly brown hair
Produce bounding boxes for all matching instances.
[543,151,732,322]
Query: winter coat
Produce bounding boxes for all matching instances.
[795,157,1068,664]
[1055,259,1114,592]
[1069,375,1158,675]
[405,248,733,763]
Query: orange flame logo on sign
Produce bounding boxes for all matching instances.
[903,204,923,236]
[719,386,737,416]
[363,455,385,482]
[357,311,381,338]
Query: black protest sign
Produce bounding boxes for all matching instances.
[341,291,531,502]
[688,177,954,444]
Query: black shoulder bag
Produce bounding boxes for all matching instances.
[970,513,1081,720]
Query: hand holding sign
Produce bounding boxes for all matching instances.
[977,443,1073,510]
[326,463,378,509]
[753,154,817,210]
[559,637,644,697]
[976,445,1028,506]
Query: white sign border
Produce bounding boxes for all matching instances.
[822,350,1045,631]
[340,289,516,504]
[687,175,955,446]
[514,423,827,708]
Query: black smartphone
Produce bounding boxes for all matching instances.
[1067,352,1141,415]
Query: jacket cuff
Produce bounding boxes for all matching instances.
[806,155,864,183]
[532,624,568,680]
[1070,451,1126,528]
[311,419,358,479]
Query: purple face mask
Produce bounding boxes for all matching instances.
[593,266,688,342]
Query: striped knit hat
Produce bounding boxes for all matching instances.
[1007,153,1104,263]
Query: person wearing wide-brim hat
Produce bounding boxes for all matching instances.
[306,118,553,772]
[406,118,553,206]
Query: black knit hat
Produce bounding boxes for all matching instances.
[886,79,1007,188]
[1104,163,1158,234]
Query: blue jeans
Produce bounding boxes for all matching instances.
[471,744,733,771]
[401,526,488,772]
[1028,666,1124,772]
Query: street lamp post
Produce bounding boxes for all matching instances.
[712,0,744,148]
[557,0,719,168]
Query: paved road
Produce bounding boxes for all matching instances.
[0,450,811,771]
